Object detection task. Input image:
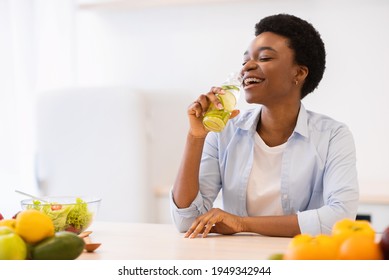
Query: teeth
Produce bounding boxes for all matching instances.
[244,77,263,86]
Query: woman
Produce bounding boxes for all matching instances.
[170,14,359,238]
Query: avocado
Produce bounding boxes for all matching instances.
[32,231,85,260]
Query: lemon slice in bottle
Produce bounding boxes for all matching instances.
[221,85,240,91]
[219,87,237,112]
[203,116,226,132]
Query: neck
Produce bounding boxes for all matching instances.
[257,101,301,147]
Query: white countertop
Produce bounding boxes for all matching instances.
[78,222,291,260]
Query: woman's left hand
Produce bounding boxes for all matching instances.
[184,208,244,238]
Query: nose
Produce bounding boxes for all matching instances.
[240,59,258,77]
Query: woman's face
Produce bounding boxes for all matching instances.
[241,32,302,105]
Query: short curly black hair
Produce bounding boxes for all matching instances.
[255,14,326,99]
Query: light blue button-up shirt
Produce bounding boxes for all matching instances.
[170,103,359,235]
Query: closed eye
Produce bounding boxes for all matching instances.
[259,57,272,62]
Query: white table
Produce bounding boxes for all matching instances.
[78,222,291,260]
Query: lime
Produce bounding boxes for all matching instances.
[202,84,238,132]
[203,116,226,132]
[221,85,240,91]
[219,90,237,112]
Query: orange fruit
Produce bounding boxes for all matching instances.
[338,235,383,260]
[332,219,375,245]
[15,209,55,244]
[283,234,339,260]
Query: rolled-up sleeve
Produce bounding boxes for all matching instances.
[169,189,207,232]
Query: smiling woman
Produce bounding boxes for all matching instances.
[170,13,359,238]
[241,31,308,111]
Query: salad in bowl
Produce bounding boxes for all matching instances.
[21,196,101,234]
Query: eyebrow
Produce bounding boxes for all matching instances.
[258,46,277,52]
[243,46,277,56]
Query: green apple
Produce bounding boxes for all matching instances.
[0,226,27,260]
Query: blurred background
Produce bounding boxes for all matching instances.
[1,0,388,229]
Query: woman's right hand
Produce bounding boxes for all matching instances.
[188,87,240,138]
[187,87,225,138]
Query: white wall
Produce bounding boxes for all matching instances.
[75,0,389,198]
[1,0,80,219]
[0,0,39,218]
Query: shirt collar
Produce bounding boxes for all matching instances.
[235,102,309,138]
[294,103,309,138]
[234,106,261,132]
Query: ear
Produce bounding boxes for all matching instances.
[295,65,309,84]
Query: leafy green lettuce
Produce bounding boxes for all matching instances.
[28,198,93,232]
[65,198,92,231]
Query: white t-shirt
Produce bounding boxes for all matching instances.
[246,133,286,216]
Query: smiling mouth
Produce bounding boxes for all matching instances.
[243,77,264,87]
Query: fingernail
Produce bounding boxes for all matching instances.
[217,103,223,110]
